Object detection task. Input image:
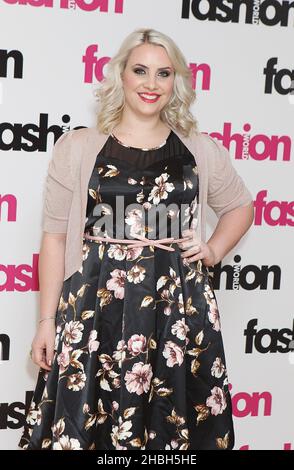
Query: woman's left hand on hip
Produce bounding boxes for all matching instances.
[178,229,216,267]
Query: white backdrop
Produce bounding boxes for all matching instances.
[1,0,293,450]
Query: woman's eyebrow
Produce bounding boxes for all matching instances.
[132,63,173,70]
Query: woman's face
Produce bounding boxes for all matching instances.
[121,43,175,120]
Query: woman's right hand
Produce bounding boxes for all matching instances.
[31,320,56,371]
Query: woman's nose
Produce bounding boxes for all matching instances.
[144,75,158,89]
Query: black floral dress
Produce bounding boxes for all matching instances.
[19,130,235,450]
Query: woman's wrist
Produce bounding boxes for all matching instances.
[206,241,220,266]
[39,316,56,324]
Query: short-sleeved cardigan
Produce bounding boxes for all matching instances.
[41,126,253,281]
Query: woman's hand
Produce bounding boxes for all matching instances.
[31,320,56,371]
[178,229,217,267]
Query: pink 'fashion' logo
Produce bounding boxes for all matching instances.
[83,44,212,90]
[254,190,294,227]
[3,0,124,13]
[0,254,39,292]
[240,443,292,450]
[210,123,291,161]
[0,194,17,221]
[229,383,272,418]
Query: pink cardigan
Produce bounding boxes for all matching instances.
[41,126,253,281]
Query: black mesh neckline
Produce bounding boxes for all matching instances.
[110,129,173,151]
[97,129,195,170]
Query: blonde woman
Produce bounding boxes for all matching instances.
[19,28,254,450]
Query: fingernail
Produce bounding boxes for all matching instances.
[48,359,52,366]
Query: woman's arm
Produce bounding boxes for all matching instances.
[180,202,254,267]
[31,131,75,371]
[180,135,254,266]
[206,202,254,265]
[38,232,66,321]
[31,232,66,371]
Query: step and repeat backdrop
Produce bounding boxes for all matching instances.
[0,0,293,450]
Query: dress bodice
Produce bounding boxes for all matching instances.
[84,130,199,240]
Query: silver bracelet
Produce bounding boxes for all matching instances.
[39,316,56,323]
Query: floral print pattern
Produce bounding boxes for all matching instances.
[18,131,234,450]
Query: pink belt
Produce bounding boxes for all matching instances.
[83,232,190,252]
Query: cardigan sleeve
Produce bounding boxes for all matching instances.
[41,130,75,233]
[206,135,253,218]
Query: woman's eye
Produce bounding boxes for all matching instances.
[134,68,145,74]
[133,68,170,77]
[159,71,170,77]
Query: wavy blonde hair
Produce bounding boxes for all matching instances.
[94,28,199,138]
